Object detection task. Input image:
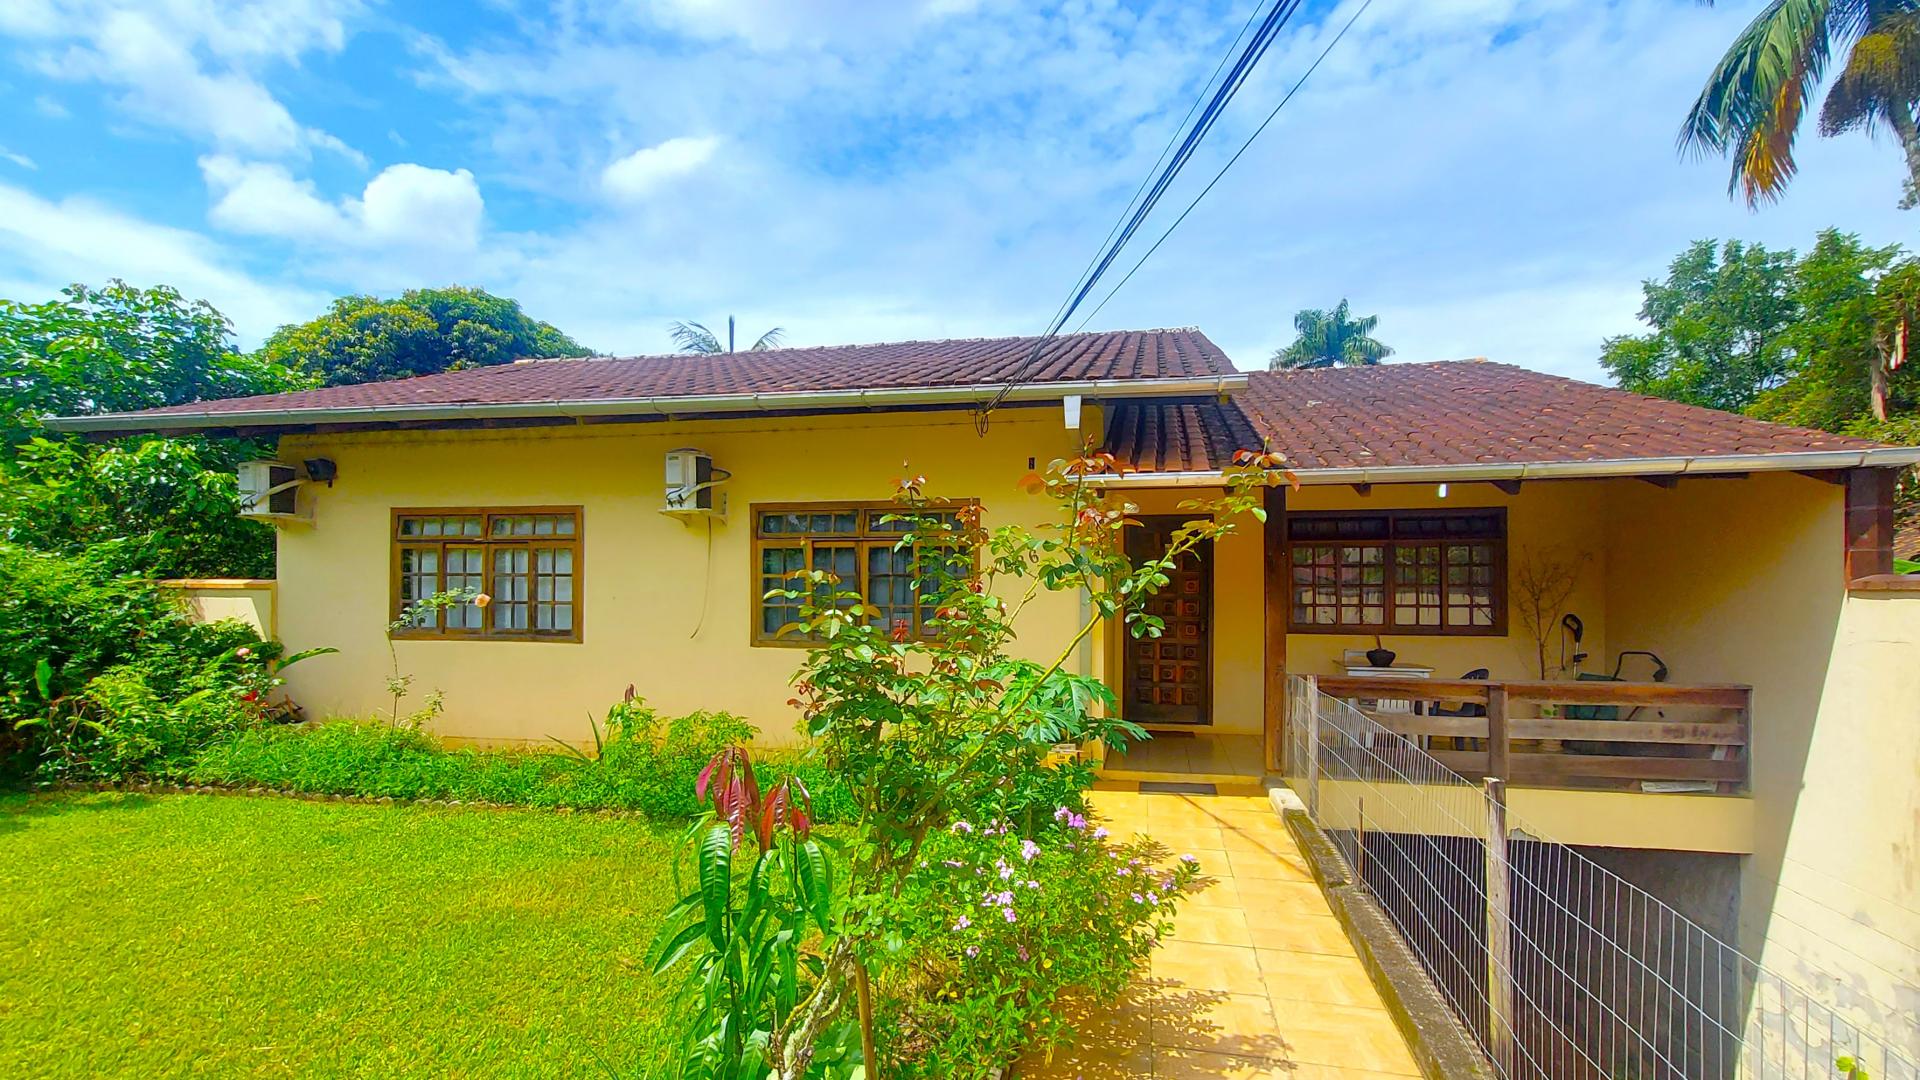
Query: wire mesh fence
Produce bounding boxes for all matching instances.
[1283,674,1916,1080]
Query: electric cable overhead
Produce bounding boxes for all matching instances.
[1068,0,1376,336]
[976,0,1373,431]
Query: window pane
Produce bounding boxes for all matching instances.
[867,544,916,637]
[531,545,575,633]
[398,548,440,628]
[492,547,530,630]
[445,547,485,628]
[760,545,806,636]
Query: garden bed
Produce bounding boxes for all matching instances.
[0,791,687,1078]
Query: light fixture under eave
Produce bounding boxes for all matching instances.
[1436,482,1449,498]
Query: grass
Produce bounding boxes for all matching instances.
[0,791,690,1078]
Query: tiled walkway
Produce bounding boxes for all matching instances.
[1019,791,1421,1079]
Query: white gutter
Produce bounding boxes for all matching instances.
[46,374,1247,434]
[1096,447,1920,487]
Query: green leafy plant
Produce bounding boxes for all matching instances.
[653,444,1291,1078]
[650,745,852,1079]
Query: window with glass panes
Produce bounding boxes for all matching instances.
[752,503,971,644]
[1286,510,1505,635]
[391,508,581,641]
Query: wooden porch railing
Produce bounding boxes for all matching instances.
[1313,676,1752,793]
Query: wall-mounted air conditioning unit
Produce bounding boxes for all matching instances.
[662,448,730,520]
[237,460,312,525]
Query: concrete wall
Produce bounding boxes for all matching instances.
[158,578,276,637]
[1603,471,1920,1059]
[272,408,1093,747]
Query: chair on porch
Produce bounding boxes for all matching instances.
[1429,668,1489,751]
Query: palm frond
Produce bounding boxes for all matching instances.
[1679,0,1863,204]
[1820,13,1920,136]
[670,321,723,355]
[748,327,787,351]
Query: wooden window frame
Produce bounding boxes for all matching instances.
[750,500,977,648]
[1285,508,1507,636]
[390,506,584,643]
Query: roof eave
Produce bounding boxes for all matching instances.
[1093,448,1920,487]
[45,374,1248,436]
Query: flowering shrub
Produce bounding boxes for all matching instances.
[653,445,1291,1078]
[872,811,1201,1076]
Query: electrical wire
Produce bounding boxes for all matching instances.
[1067,0,1376,335]
[975,0,1310,430]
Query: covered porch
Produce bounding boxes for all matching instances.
[1089,463,1880,854]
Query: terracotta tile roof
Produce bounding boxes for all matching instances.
[1106,360,1887,473]
[89,329,1235,423]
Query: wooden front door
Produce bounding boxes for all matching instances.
[1123,517,1212,726]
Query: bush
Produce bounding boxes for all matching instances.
[870,813,1199,1076]
[182,700,853,822]
[0,544,286,783]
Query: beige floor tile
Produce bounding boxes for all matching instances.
[1252,918,1358,957]
[1267,999,1421,1074]
[1223,850,1314,883]
[1185,875,1243,909]
[1018,1034,1152,1078]
[1237,881,1336,921]
[1257,950,1380,1007]
[1148,1047,1285,1079]
[1143,826,1227,853]
[1168,905,1253,948]
[1151,990,1285,1060]
[1215,830,1299,860]
[1150,940,1263,988]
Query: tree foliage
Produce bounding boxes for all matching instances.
[262,286,591,386]
[1269,299,1393,370]
[671,317,786,355]
[1682,0,1920,208]
[0,281,305,445]
[1602,231,1914,428]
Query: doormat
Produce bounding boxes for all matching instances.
[1139,781,1217,796]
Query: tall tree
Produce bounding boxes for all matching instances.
[261,286,591,387]
[1750,230,1905,428]
[0,281,304,444]
[670,317,786,355]
[1600,239,1801,413]
[1269,300,1393,370]
[1682,1,1920,208]
[1870,259,1920,420]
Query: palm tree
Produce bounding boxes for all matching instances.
[669,316,786,354]
[1682,1,1920,208]
[1269,300,1394,370]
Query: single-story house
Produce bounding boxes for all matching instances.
[54,329,1920,1051]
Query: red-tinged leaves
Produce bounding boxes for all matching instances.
[698,745,760,849]
[756,776,814,851]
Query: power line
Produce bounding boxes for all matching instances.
[977,0,1309,428]
[1069,0,1377,336]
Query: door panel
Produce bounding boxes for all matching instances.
[1123,517,1212,726]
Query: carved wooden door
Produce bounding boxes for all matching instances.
[1123,517,1212,726]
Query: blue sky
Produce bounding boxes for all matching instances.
[0,0,1911,383]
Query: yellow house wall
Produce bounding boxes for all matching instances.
[273,408,1094,747]
[1603,472,1920,1057]
[1282,482,1612,684]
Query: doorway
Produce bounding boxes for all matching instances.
[1122,516,1212,727]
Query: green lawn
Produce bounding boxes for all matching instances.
[0,792,688,1078]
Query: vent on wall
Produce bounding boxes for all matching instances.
[237,461,311,524]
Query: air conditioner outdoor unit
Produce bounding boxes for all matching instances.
[662,448,729,520]
[237,461,311,524]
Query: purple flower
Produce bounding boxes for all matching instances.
[965,945,979,958]
[1179,853,1198,864]
[1018,945,1030,962]
[1020,839,1041,862]
[953,915,971,931]
[1116,867,1132,877]
[996,859,1015,880]
[943,859,964,869]
[1024,879,1040,890]
[1092,826,1109,840]
[1068,813,1088,830]
[1053,806,1071,822]
[1131,892,1146,904]
[1002,907,1017,923]
[951,820,973,835]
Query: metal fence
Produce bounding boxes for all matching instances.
[1285,674,1916,1080]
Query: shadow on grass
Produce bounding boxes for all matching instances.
[0,790,165,833]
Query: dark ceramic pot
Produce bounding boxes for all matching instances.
[1366,647,1397,667]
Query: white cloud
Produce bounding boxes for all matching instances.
[358,164,484,249]
[601,136,721,201]
[0,182,324,340]
[5,1,361,159]
[201,156,485,251]
[0,147,36,170]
